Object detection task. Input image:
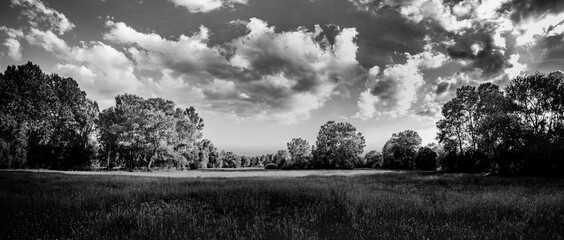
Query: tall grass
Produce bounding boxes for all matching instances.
[1,171,563,239]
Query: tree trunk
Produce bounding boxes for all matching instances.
[147,148,158,170]
[106,148,112,170]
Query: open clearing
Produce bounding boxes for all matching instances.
[1,170,563,239]
[1,168,399,178]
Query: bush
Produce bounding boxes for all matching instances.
[364,150,383,168]
[414,147,437,170]
[282,155,312,169]
[264,163,279,169]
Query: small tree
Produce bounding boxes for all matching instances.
[382,130,422,169]
[414,147,437,170]
[312,121,365,169]
[274,150,290,168]
[285,138,311,169]
[364,150,383,168]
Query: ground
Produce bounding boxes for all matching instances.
[1,169,563,239]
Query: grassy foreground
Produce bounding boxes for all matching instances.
[1,171,563,240]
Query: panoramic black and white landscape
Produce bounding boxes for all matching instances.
[1,0,564,239]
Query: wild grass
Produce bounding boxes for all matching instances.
[1,171,563,239]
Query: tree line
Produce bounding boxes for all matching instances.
[1,62,563,176]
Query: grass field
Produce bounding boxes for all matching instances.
[1,170,563,240]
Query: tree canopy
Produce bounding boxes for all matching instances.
[436,72,564,175]
[382,130,422,169]
[98,94,204,170]
[312,121,365,169]
[0,62,98,169]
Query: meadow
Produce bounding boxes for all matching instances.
[1,170,563,240]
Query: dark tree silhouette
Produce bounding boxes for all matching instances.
[382,130,422,169]
[0,62,98,169]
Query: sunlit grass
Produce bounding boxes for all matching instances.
[1,171,563,239]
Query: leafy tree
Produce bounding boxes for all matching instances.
[98,94,204,170]
[436,86,479,154]
[285,138,311,169]
[364,150,383,168]
[414,147,437,170]
[312,121,365,169]
[0,62,98,169]
[506,72,564,138]
[221,151,241,168]
[436,83,511,172]
[274,150,290,168]
[240,156,250,168]
[503,72,564,175]
[382,130,422,169]
[435,73,564,175]
[287,138,310,157]
[195,139,217,168]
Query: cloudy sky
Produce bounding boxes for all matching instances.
[1,0,563,155]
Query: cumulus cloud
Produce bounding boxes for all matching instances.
[24,29,144,108]
[10,0,74,35]
[104,20,230,82]
[355,43,447,119]
[222,18,363,123]
[0,27,24,61]
[3,38,22,61]
[350,0,535,80]
[168,0,247,13]
[104,17,363,124]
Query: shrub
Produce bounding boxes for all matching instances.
[414,147,437,170]
[264,163,279,169]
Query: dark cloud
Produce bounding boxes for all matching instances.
[435,81,449,95]
[370,79,396,100]
[445,23,511,78]
[315,24,340,46]
[415,109,439,118]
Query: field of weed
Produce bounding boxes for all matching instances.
[1,171,563,239]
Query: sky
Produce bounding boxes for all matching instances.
[1,0,564,156]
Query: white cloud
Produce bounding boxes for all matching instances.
[11,0,74,35]
[168,0,247,13]
[505,54,526,79]
[356,89,380,120]
[515,11,564,46]
[104,21,228,81]
[3,38,22,61]
[24,28,147,108]
[105,18,363,124]
[0,27,24,60]
[225,18,362,124]
[356,47,447,119]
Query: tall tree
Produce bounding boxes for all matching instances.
[382,130,422,169]
[312,121,365,169]
[0,62,98,169]
[364,150,383,168]
[98,94,204,170]
[285,138,311,168]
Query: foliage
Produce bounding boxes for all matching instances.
[382,130,422,169]
[364,150,383,168]
[312,121,365,169]
[273,150,290,168]
[436,72,564,176]
[219,151,241,168]
[0,62,98,169]
[414,147,437,170]
[264,163,279,169]
[98,94,204,170]
[284,138,312,169]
